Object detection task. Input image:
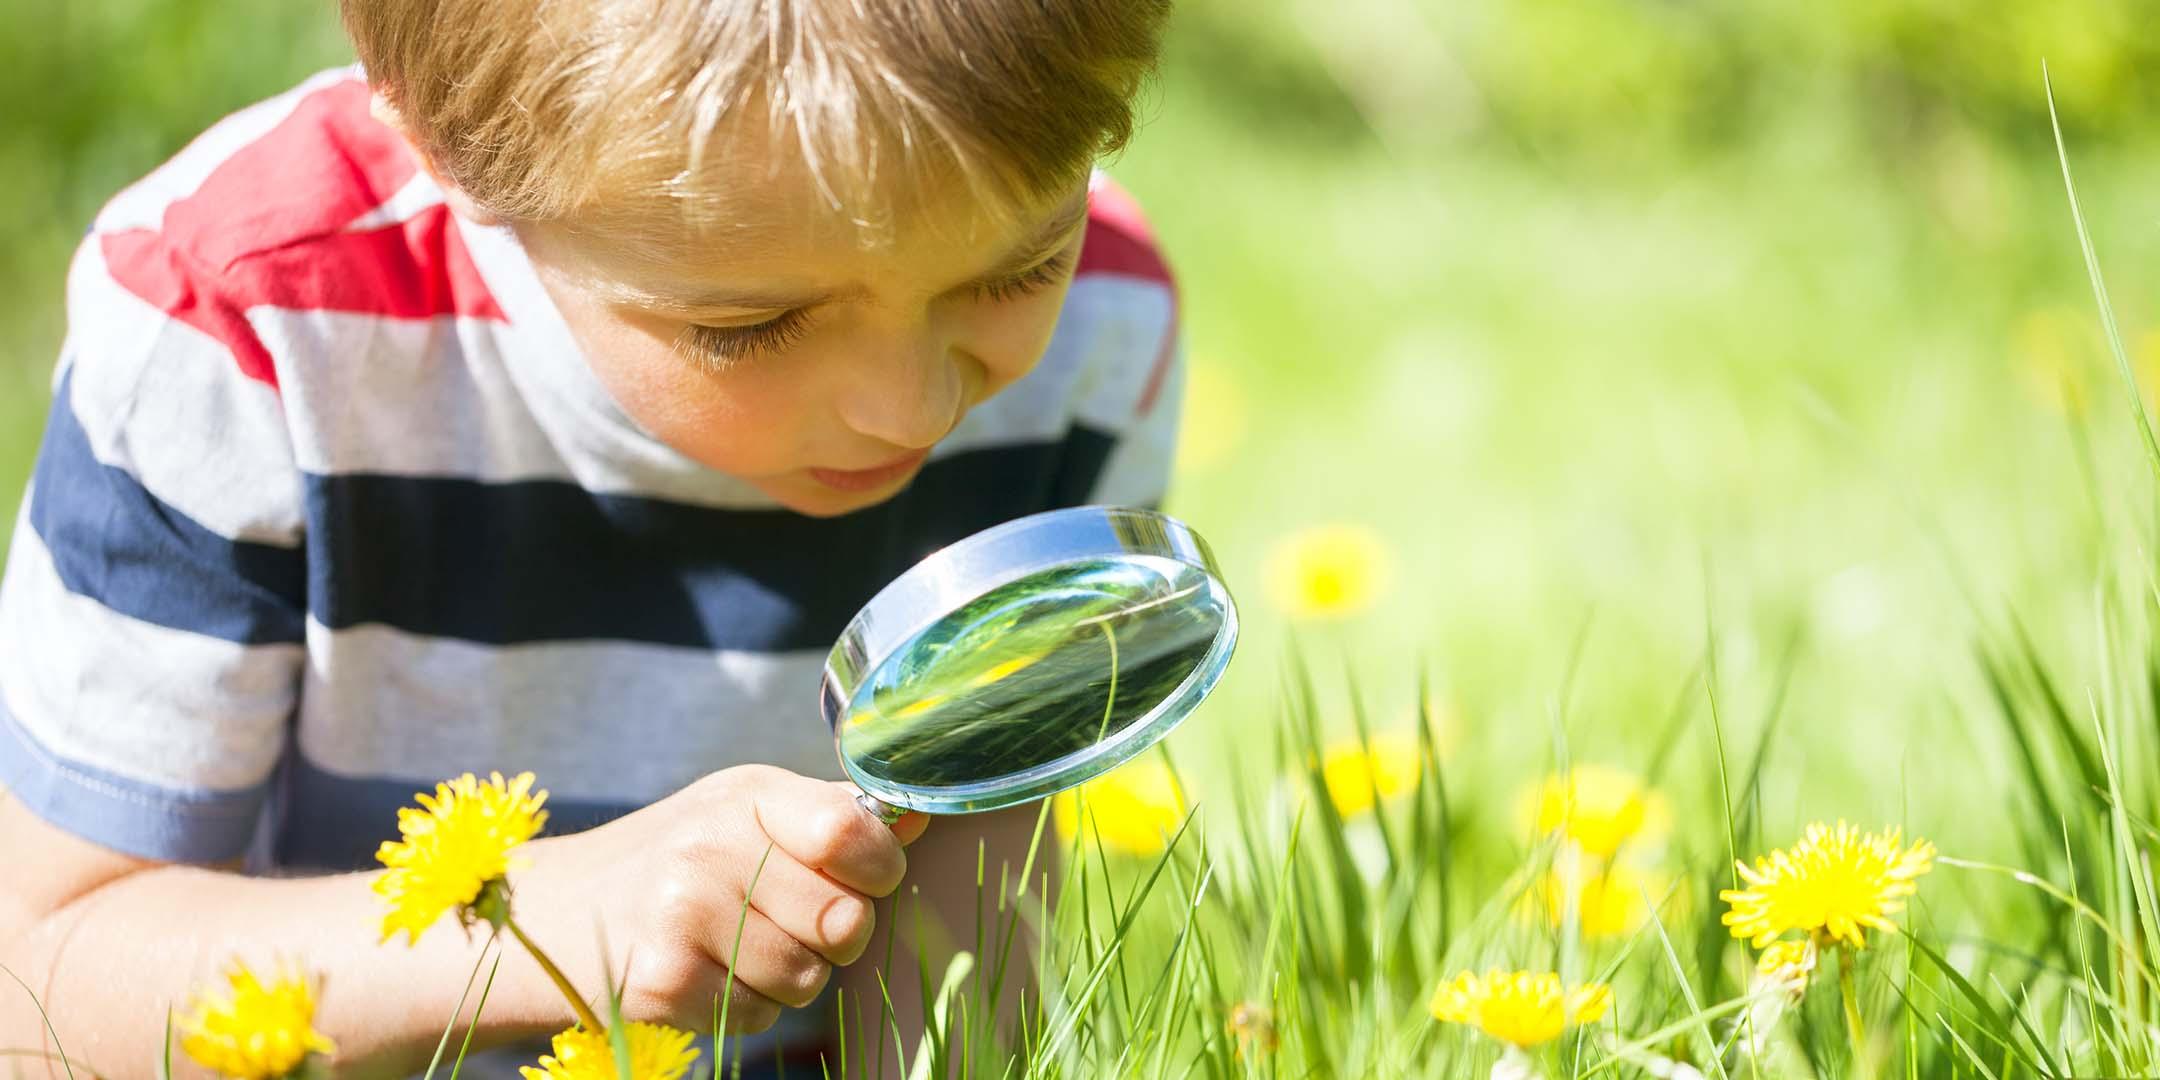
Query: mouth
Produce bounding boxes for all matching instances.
[808,448,932,493]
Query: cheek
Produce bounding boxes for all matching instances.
[576,324,811,475]
[967,285,1073,391]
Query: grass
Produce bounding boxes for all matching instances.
[9,0,2160,1077]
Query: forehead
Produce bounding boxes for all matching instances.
[534,123,1083,302]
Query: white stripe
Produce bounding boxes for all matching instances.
[63,243,302,544]
[94,67,361,235]
[1061,276,1177,432]
[262,309,574,481]
[0,514,301,794]
[295,623,843,804]
[341,169,444,232]
[259,306,783,506]
[1089,345,1183,507]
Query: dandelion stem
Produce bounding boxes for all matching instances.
[506,916,605,1034]
[1837,944,1867,1063]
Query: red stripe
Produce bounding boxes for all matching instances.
[96,76,505,390]
[168,79,419,268]
[1076,197,1172,287]
[99,228,279,385]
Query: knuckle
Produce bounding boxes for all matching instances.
[802,805,856,866]
[623,951,703,1015]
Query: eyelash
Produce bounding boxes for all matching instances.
[678,308,815,368]
[677,250,1078,366]
[972,251,1078,304]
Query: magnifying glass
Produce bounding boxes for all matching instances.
[823,506,1238,823]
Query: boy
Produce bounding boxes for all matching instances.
[0,0,1180,1075]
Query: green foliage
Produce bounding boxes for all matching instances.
[8,1,2160,1077]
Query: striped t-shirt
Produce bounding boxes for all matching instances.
[0,67,1182,871]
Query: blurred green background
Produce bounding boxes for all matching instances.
[5,1,2159,859]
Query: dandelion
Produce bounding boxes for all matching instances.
[374,771,550,945]
[375,771,604,1034]
[1755,938,1818,996]
[1052,754,1189,856]
[179,961,336,1080]
[1318,728,1423,818]
[1263,524,1389,621]
[519,1021,701,1080]
[1720,821,1935,949]
[1520,765,1672,861]
[1522,862,1671,940]
[1224,1002,1278,1061]
[1430,969,1612,1049]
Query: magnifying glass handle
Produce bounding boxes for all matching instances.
[855,790,910,825]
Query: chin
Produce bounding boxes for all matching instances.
[763,477,911,518]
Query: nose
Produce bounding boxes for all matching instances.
[836,330,968,450]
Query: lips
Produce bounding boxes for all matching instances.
[808,449,931,493]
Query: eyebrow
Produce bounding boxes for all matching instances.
[629,196,1092,315]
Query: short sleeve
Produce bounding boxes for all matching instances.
[1063,174,1183,508]
[0,236,307,863]
[1081,341,1182,508]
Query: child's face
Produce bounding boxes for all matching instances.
[515,167,1087,518]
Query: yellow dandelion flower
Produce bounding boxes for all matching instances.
[1519,765,1672,861]
[1224,1002,1278,1061]
[1263,524,1389,621]
[518,1021,700,1080]
[179,962,336,1080]
[1318,728,1424,818]
[1755,937,1819,992]
[1052,755,1189,857]
[375,771,551,945]
[1521,863,1671,940]
[1429,969,1612,1049]
[1720,822,1935,949]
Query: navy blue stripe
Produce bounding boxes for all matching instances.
[308,425,1120,650]
[0,693,269,864]
[28,370,307,645]
[275,754,640,870]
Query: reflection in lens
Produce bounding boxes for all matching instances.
[838,555,1230,808]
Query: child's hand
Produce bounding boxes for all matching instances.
[526,764,929,1034]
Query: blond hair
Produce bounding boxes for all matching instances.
[343,0,1169,240]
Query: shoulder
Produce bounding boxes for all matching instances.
[1051,175,1180,430]
[83,66,502,390]
[1078,174,1175,294]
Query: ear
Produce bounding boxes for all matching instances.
[369,90,504,227]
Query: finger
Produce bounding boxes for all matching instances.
[889,809,930,846]
[698,978,783,1036]
[752,775,909,896]
[744,855,877,965]
[625,954,780,1035]
[701,905,834,1010]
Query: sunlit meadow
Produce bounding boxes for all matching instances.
[9,1,2160,1077]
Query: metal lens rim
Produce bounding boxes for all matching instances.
[822,506,1238,814]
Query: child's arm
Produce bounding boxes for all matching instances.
[0,767,928,1080]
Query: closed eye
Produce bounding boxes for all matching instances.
[972,250,1078,304]
[676,308,815,368]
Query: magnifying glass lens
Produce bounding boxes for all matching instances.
[839,553,1230,811]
